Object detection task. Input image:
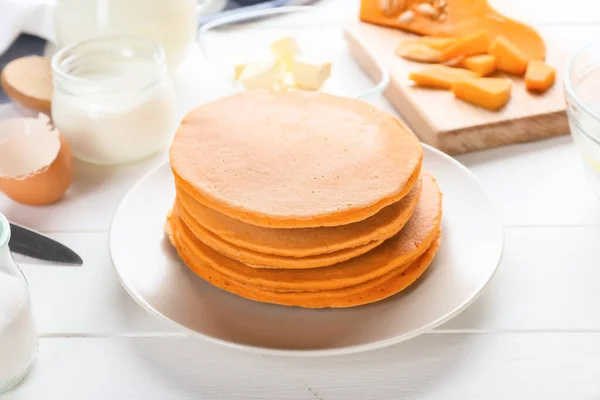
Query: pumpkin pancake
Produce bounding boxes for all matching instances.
[175,177,422,258]
[167,171,442,292]
[167,219,441,308]
[176,201,385,269]
[169,91,423,228]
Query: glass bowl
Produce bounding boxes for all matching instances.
[565,39,600,196]
[196,6,389,100]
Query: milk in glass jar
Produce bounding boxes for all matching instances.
[51,36,178,165]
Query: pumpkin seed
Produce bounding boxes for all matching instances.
[398,10,414,23]
[379,0,406,16]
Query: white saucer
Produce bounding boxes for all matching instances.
[110,144,504,356]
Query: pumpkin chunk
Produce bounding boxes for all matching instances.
[462,55,496,76]
[525,60,556,93]
[440,31,490,61]
[409,65,477,89]
[488,35,528,76]
[451,77,512,110]
[395,42,441,63]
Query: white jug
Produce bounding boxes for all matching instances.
[54,0,218,71]
[0,215,38,393]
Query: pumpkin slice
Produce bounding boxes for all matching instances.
[442,56,465,67]
[525,60,556,93]
[403,36,458,50]
[395,42,441,63]
[409,64,477,89]
[440,31,490,61]
[462,54,496,76]
[451,77,512,110]
[489,35,528,76]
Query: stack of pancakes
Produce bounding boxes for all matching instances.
[165,91,442,308]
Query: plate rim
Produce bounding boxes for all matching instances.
[109,143,505,357]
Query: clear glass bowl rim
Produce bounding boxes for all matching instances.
[564,37,600,126]
[197,5,390,100]
[0,213,9,250]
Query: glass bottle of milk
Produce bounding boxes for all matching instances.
[54,0,201,72]
[0,214,38,393]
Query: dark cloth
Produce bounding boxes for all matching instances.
[0,34,46,103]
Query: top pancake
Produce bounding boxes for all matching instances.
[170,91,423,228]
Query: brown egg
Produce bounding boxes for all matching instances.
[0,115,73,206]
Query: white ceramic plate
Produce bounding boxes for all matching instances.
[110,144,504,356]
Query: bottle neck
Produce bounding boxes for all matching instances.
[0,215,18,278]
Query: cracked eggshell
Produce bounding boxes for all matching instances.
[0,114,73,205]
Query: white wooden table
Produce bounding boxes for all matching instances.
[3,1,600,398]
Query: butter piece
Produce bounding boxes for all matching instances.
[279,72,297,92]
[292,56,332,91]
[270,36,300,71]
[233,53,277,80]
[239,59,284,91]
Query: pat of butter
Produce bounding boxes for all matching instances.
[279,72,297,92]
[239,59,284,91]
[292,56,332,91]
[233,53,277,80]
[270,36,300,71]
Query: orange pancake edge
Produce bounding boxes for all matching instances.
[169,223,442,308]
[165,171,443,292]
[173,160,422,228]
[176,176,423,257]
[176,200,387,269]
[169,91,424,228]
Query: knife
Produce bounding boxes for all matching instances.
[8,222,83,266]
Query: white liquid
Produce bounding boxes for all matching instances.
[0,272,37,390]
[52,64,178,165]
[54,0,197,71]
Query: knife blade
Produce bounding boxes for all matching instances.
[8,222,83,266]
[197,0,319,26]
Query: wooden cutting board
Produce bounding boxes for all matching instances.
[345,18,569,155]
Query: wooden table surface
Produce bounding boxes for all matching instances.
[3,1,600,398]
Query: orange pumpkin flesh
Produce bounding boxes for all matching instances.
[359,0,546,60]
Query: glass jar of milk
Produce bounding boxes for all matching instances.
[51,36,178,165]
[54,0,199,71]
[0,214,38,393]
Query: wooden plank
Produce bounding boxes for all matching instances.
[16,227,600,335]
[456,136,600,226]
[0,153,166,232]
[6,334,600,399]
[344,18,569,154]
[1,28,598,231]
[0,99,596,233]
[20,233,174,335]
[442,227,600,330]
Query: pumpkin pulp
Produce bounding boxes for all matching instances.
[359,0,546,60]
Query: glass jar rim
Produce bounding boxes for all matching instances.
[51,35,167,94]
[565,37,600,125]
[0,213,9,249]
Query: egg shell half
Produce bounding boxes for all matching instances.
[0,116,73,205]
